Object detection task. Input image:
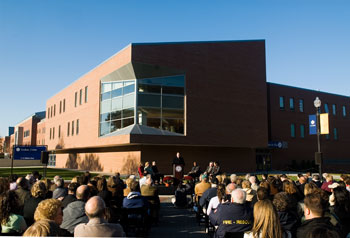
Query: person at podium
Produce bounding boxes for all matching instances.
[172,152,185,179]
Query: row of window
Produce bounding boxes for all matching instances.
[75,86,88,107]
[290,123,338,140]
[37,139,45,145]
[280,97,304,112]
[38,128,46,134]
[280,96,347,117]
[48,99,65,119]
[49,119,80,140]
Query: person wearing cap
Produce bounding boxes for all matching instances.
[195,174,211,202]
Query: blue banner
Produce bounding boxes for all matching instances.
[309,115,317,135]
[13,146,47,160]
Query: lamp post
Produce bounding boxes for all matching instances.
[314,97,322,180]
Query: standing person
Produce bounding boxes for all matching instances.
[138,162,145,178]
[172,152,185,179]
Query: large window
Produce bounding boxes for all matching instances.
[332,104,336,115]
[99,80,136,136]
[99,75,185,136]
[300,124,305,138]
[342,106,346,117]
[137,75,185,134]
[324,103,329,113]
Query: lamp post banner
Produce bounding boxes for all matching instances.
[309,114,317,135]
[320,113,329,135]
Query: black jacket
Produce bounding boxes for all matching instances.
[23,196,45,226]
[61,194,77,208]
[199,187,217,208]
[209,202,253,238]
[297,217,340,238]
[278,210,300,236]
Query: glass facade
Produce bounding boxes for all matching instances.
[138,75,185,134]
[99,75,185,136]
[99,80,136,136]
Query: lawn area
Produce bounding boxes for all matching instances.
[0,167,98,180]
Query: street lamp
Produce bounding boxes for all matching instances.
[314,97,322,180]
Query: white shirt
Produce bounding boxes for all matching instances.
[207,196,220,215]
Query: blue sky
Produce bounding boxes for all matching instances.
[0,0,349,137]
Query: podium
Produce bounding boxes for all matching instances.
[173,164,184,180]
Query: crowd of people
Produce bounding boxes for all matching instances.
[0,171,160,237]
[176,171,350,238]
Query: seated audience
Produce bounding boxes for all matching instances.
[195,174,211,202]
[273,192,300,237]
[209,188,253,238]
[330,186,350,237]
[321,174,334,194]
[199,177,218,209]
[123,180,147,209]
[74,196,125,237]
[248,176,259,191]
[23,181,47,226]
[52,177,67,200]
[188,161,201,180]
[60,185,90,234]
[23,219,61,237]
[297,193,340,238]
[0,190,27,234]
[151,161,164,184]
[15,177,30,212]
[242,180,257,206]
[244,199,284,238]
[207,184,226,215]
[97,177,112,206]
[62,182,79,208]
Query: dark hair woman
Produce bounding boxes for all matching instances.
[0,190,27,234]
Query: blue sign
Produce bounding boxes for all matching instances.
[309,115,317,135]
[268,141,283,149]
[13,146,47,160]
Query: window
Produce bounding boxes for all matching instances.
[299,99,304,112]
[72,121,74,136]
[79,89,82,105]
[289,98,294,110]
[47,108,50,119]
[54,104,56,116]
[343,106,346,117]
[300,124,305,138]
[50,128,52,140]
[75,92,78,107]
[58,125,61,138]
[76,119,79,135]
[324,103,329,113]
[279,96,285,110]
[291,124,295,138]
[326,134,330,140]
[63,99,66,112]
[42,128,45,133]
[51,106,53,118]
[24,130,30,137]
[52,127,55,139]
[85,86,88,103]
[332,104,336,115]
[59,101,62,114]
[67,122,70,136]
[334,128,338,140]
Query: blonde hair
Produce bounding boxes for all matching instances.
[34,199,62,221]
[23,219,59,237]
[242,180,251,189]
[251,200,282,238]
[31,181,47,198]
[216,175,223,184]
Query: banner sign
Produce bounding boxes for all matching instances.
[320,113,329,135]
[13,146,47,160]
[309,115,317,135]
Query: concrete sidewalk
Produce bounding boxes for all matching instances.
[148,198,206,238]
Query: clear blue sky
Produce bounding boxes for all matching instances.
[1,0,349,137]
